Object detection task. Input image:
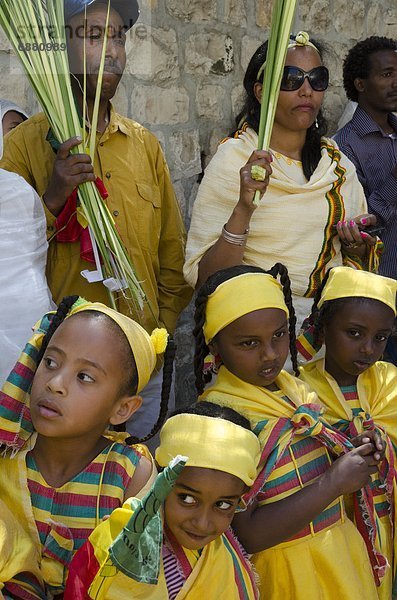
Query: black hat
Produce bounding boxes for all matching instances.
[64,0,139,30]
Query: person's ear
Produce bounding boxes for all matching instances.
[110,395,142,426]
[354,77,365,94]
[254,82,263,103]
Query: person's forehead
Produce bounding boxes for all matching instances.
[285,45,322,67]
[368,49,397,71]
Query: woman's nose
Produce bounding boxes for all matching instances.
[299,76,313,96]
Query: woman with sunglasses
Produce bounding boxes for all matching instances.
[184,32,382,346]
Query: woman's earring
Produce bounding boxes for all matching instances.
[314,118,319,129]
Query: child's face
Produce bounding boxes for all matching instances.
[30,315,140,439]
[211,308,289,390]
[324,300,395,386]
[164,466,245,550]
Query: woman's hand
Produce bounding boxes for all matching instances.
[237,150,272,214]
[325,443,380,497]
[351,430,386,462]
[336,213,377,255]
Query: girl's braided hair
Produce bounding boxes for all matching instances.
[36,295,175,445]
[171,400,252,431]
[126,335,176,445]
[193,263,298,395]
[233,35,328,181]
[36,295,80,365]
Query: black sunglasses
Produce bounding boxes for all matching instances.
[280,65,329,92]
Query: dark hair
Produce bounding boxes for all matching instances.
[37,296,175,444]
[193,263,298,395]
[307,269,396,347]
[171,400,252,431]
[126,336,176,445]
[234,36,328,181]
[343,36,397,102]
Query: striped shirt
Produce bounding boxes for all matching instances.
[340,385,390,520]
[257,433,344,540]
[334,107,397,279]
[26,442,141,593]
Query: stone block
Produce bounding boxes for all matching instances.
[255,0,273,29]
[222,0,247,27]
[112,80,129,116]
[384,9,397,39]
[170,178,187,217]
[231,84,245,122]
[0,29,13,52]
[333,0,365,39]
[0,52,28,105]
[323,88,346,136]
[169,129,201,179]
[126,25,179,83]
[366,3,382,35]
[185,33,234,76]
[241,36,263,72]
[204,125,232,166]
[196,83,225,120]
[138,0,158,10]
[131,85,189,125]
[165,0,216,22]
[299,0,331,34]
[323,42,347,88]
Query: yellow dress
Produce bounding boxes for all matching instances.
[65,500,259,599]
[0,432,153,598]
[300,358,397,600]
[0,499,44,599]
[202,366,379,599]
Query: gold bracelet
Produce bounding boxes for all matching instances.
[221,224,249,246]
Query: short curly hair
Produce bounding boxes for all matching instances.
[343,36,397,102]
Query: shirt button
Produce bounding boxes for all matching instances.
[100,142,104,146]
[113,210,119,217]
[105,172,111,179]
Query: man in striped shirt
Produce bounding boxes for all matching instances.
[334,36,397,280]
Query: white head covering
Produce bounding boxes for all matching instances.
[0,100,29,156]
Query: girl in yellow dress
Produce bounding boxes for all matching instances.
[299,266,397,599]
[0,295,174,597]
[193,263,381,599]
[65,401,261,599]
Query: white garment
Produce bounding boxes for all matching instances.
[0,106,54,385]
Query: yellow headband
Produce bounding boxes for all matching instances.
[68,301,168,392]
[203,273,289,344]
[257,31,319,80]
[318,267,397,316]
[155,414,261,487]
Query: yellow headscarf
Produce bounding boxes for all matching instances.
[318,266,397,316]
[68,301,168,393]
[203,272,289,344]
[155,413,261,486]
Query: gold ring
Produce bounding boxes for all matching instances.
[342,240,361,249]
[250,165,267,182]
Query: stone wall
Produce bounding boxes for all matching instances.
[0,0,396,403]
